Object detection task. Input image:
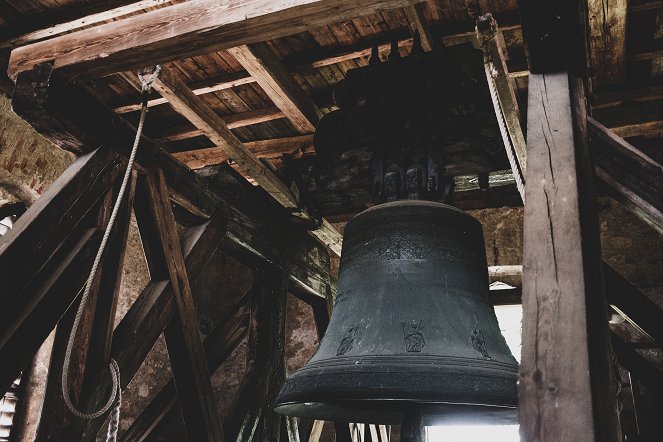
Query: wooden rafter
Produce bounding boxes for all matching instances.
[228,43,321,133]
[7,0,427,80]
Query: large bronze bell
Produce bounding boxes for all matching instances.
[274,200,518,425]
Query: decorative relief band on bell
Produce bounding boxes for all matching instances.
[337,326,358,355]
[471,328,491,360]
[401,320,426,352]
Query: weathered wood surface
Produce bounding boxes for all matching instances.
[228,43,321,134]
[519,72,620,441]
[586,0,627,89]
[8,0,427,80]
[588,117,663,235]
[119,294,251,441]
[610,332,663,396]
[403,3,435,52]
[134,169,224,442]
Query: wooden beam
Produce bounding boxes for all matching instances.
[403,3,435,51]
[586,0,627,89]
[134,169,224,442]
[172,135,314,169]
[228,43,321,133]
[520,72,620,441]
[610,332,663,396]
[118,294,250,442]
[114,71,258,114]
[0,0,177,49]
[158,107,285,141]
[588,117,663,235]
[152,65,302,209]
[7,0,426,80]
[593,100,663,138]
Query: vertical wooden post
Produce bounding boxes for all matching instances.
[519,72,620,441]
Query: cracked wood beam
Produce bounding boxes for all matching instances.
[587,0,627,90]
[520,71,620,442]
[228,43,322,133]
[403,3,435,51]
[8,0,426,80]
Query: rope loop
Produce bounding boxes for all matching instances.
[61,66,159,441]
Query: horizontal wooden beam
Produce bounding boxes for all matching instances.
[172,135,313,168]
[8,0,426,80]
[0,0,177,49]
[228,43,321,133]
[114,71,257,113]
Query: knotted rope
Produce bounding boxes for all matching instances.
[62,65,161,442]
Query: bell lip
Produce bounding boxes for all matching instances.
[273,398,518,425]
[355,199,467,218]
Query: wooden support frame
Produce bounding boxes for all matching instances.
[586,0,627,89]
[403,3,435,52]
[520,71,620,441]
[228,43,321,134]
[133,168,224,442]
[7,0,427,80]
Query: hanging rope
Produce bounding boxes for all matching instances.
[61,65,161,442]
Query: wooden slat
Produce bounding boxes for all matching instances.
[588,117,663,235]
[172,135,314,168]
[152,65,301,209]
[7,0,427,80]
[586,0,627,89]
[520,72,620,441]
[611,332,663,396]
[119,294,250,442]
[228,43,321,134]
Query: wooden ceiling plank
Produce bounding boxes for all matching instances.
[7,0,427,80]
[587,0,627,89]
[228,43,321,133]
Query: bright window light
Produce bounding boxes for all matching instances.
[427,304,523,441]
[427,424,519,441]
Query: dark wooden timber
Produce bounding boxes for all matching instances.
[519,73,620,441]
[604,265,663,349]
[225,266,288,442]
[133,169,224,442]
[7,0,426,80]
[588,117,663,236]
[37,180,127,441]
[119,294,250,442]
[611,332,663,396]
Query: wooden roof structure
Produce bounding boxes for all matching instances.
[0,1,662,441]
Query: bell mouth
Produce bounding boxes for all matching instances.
[274,400,517,426]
